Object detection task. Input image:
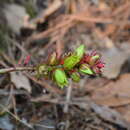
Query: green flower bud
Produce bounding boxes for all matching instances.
[79,64,94,75]
[71,72,80,82]
[63,55,79,70]
[89,54,100,65]
[53,69,68,88]
[36,64,50,78]
[48,52,57,65]
[63,44,85,70]
[75,44,85,59]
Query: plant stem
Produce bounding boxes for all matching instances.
[0,66,35,74]
[64,80,72,113]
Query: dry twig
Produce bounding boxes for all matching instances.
[0,66,35,74]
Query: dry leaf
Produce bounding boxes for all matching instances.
[10,72,31,93]
[102,47,128,79]
[116,105,130,123]
[91,74,130,107]
[74,98,130,128]
[90,74,130,123]
[4,4,27,34]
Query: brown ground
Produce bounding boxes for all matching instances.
[0,0,130,130]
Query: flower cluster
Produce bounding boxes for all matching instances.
[79,51,105,74]
[36,45,104,88]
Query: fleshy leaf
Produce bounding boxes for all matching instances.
[63,44,85,70]
[71,72,80,82]
[48,52,57,65]
[79,64,94,75]
[63,55,80,70]
[53,69,68,88]
[36,64,51,78]
[75,44,85,59]
[89,54,100,65]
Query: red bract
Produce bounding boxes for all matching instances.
[69,69,77,74]
[96,61,105,69]
[90,50,97,56]
[93,60,105,74]
[59,59,64,65]
[80,51,97,64]
[80,54,89,64]
[80,51,104,74]
[24,55,31,65]
[17,55,31,66]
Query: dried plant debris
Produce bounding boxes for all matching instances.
[1,0,130,129]
[102,47,129,79]
[3,4,28,34]
[0,115,14,130]
[10,72,31,93]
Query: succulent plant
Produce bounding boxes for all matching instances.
[35,44,105,88]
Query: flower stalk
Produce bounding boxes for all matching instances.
[0,44,105,88]
[0,66,35,74]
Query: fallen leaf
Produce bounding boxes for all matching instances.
[102,47,128,79]
[91,103,130,128]
[10,72,31,93]
[3,4,28,34]
[116,105,130,123]
[74,98,130,128]
[91,74,130,107]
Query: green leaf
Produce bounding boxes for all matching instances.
[75,44,85,59]
[53,69,68,88]
[89,54,100,65]
[71,72,80,82]
[63,44,85,70]
[63,55,79,70]
[36,64,51,78]
[79,64,94,75]
[48,52,57,65]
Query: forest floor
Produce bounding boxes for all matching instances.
[0,0,130,130]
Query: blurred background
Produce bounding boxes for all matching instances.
[0,0,130,129]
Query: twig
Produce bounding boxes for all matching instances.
[65,120,70,130]
[34,123,55,129]
[0,89,28,96]
[0,104,33,128]
[31,96,130,129]
[0,66,35,74]
[63,80,72,113]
